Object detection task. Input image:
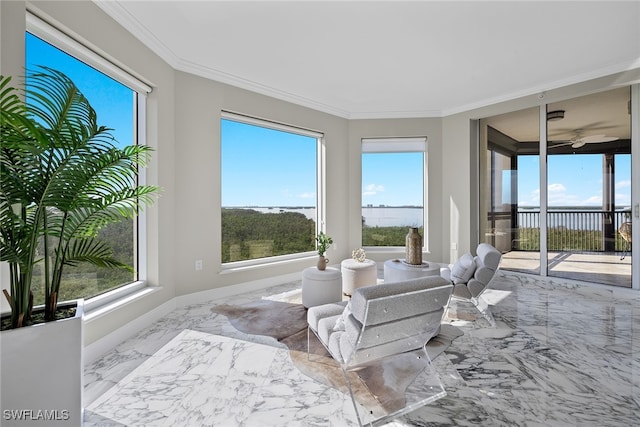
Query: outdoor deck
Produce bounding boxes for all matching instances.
[500,250,632,288]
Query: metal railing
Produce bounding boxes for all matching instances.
[489,210,631,252]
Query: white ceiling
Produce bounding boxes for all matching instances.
[94,1,640,119]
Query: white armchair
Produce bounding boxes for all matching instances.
[440,243,502,326]
[307,276,453,426]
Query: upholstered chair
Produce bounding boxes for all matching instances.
[307,276,453,426]
[440,243,502,326]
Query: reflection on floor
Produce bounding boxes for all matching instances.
[501,250,632,288]
[84,271,640,426]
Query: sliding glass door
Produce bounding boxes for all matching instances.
[545,89,632,287]
[480,107,541,275]
[480,86,636,289]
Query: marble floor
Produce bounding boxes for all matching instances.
[84,271,640,426]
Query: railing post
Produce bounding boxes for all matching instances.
[603,154,616,252]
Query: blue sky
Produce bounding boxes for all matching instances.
[362,152,424,207]
[26,33,133,148]
[30,32,632,210]
[518,153,631,208]
[221,119,317,207]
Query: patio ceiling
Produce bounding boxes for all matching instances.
[484,86,632,146]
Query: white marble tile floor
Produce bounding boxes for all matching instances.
[83,271,640,426]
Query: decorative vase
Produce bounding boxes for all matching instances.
[317,255,328,270]
[405,227,423,265]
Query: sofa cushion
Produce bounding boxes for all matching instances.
[450,252,476,284]
[318,315,342,343]
[476,243,502,270]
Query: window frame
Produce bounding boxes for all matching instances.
[220,111,325,270]
[24,12,154,314]
[361,137,429,252]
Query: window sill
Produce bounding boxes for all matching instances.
[221,252,317,274]
[83,281,161,321]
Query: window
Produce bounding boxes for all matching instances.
[221,113,322,264]
[361,137,427,247]
[25,14,150,304]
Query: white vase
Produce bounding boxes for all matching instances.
[1,300,84,426]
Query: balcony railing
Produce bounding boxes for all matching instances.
[489,209,632,252]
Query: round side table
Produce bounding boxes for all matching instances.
[301,266,342,308]
[383,258,440,283]
[341,258,377,296]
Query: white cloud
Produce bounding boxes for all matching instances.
[616,180,631,190]
[363,184,384,197]
[298,192,315,199]
[545,183,594,206]
[582,195,601,205]
[548,183,566,193]
[615,193,631,206]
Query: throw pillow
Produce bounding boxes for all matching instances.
[333,301,352,332]
[450,252,476,284]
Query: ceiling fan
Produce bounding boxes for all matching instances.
[549,130,619,149]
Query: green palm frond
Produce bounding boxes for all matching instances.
[60,238,133,271]
[1,68,159,328]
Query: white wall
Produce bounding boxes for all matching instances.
[172,71,351,295]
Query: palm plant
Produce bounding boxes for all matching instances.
[0,67,159,329]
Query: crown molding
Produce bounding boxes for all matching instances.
[173,57,353,119]
[92,0,440,120]
[349,109,443,120]
[93,0,183,68]
[442,58,640,118]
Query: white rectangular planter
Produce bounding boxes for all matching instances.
[1,300,84,426]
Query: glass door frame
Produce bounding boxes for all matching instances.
[631,84,639,291]
[535,84,639,290]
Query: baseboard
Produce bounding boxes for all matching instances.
[174,271,301,307]
[83,271,301,364]
[83,297,177,365]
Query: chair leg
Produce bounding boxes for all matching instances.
[340,366,368,427]
[341,347,447,427]
[471,295,496,327]
[620,241,630,260]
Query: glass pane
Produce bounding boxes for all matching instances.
[480,107,540,274]
[361,152,424,246]
[25,33,137,304]
[221,119,317,262]
[546,88,632,287]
